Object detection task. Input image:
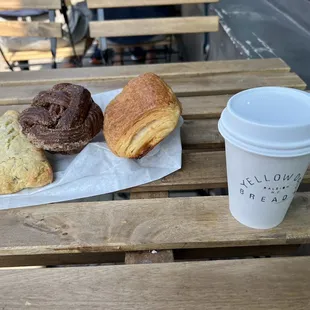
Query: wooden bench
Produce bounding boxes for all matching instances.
[0,1,62,37]
[88,0,219,63]
[0,0,86,68]
[0,58,309,308]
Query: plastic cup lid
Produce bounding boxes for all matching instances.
[218,87,310,157]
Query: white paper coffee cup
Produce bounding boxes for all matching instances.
[218,87,310,229]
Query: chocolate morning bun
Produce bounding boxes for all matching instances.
[19,83,103,154]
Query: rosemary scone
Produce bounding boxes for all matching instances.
[0,110,53,194]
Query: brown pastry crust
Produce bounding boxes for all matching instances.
[19,83,103,154]
[104,73,181,158]
[0,110,53,194]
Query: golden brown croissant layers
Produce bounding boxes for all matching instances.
[104,73,182,158]
[19,83,103,154]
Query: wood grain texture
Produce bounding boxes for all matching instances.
[4,40,86,62]
[142,150,310,192]
[137,151,227,191]
[127,191,172,264]
[0,257,310,309]
[0,104,29,114]
[1,193,310,263]
[0,71,305,105]
[0,94,229,121]
[0,0,61,10]
[180,95,230,119]
[181,119,224,149]
[88,0,219,9]
[0,58,290,85]
[134,151,310,192]
[0,95,229,120]
[0,21,62,38]
[90,16,219,37]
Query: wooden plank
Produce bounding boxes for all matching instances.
[181,119,224,150]
[127,191,173,264]
[0,95,229,120]
[135,151,310,192]
[0,58,291,85]
[1,193,310,265]
[88,0,219,9]
[1,257,310,309]
[181,95,230,119]
[90,16,219,37]
[0,96,229,121]
[0,104,29,114]
[0,21,62,38]
[0,71,305,105]
[0,0,61,10]
[5,40,86,62]
[138,151,225,191]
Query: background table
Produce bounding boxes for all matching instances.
[0,58,309,309]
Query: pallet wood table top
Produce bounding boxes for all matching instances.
[1,193,310,265]
[0,58,309,309]
[1,257,310,309]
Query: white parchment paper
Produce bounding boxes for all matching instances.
[0,89,182,210]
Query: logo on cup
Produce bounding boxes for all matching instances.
[239,173,302,203]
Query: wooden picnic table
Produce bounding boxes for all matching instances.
[0,58,310,309]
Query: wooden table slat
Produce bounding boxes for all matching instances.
[87,0,219,9]
[0,193,310,264]
[0,94,230,119]
[136,151,310,191]
[0,21,62,38]
[181,94,230,119]
[0,58,290,85]
[90,16,219,38]
[1,257,310,309]
[181,119,223,150]
[128,192,172,264]
[0,71,305,105]
[0,0,61,10]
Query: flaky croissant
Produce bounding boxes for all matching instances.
[104,73,181,158]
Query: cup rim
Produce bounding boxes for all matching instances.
[227,86,310,130]
[218,87,310,157]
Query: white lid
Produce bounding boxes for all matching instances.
[218,87,310,157]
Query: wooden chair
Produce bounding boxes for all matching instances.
[0,0,86,69]
[87,0,219,64]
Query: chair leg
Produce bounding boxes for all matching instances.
[18,60,30,71]
[168,35,173,63]
[146,45,156,64]
[113,47,124,65]
[120,48,124,65]
[48,10,57,69]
